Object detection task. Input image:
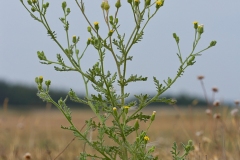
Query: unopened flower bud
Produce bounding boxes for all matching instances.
[197,24,204,34]
[113,107,118,117]
[188,140,193,146]
[32,0,37,4]
[134,119,139,130]
[128,0,133,4]
[62,1,67,10]
[72,35,77,43]
[45,80,51,86]
[87,38,91,45]
[87,26,91,32]
[35,77,39,83]
[45,2,49,8]
[94,22,99,31]
[66,8,71,14]
[134,0,140,6]
[124,106,130,114]
[101,2,105,9]
[150,111,156,121]
[39,76,43,83]
[145,0,151,6]
[193,21,198,29]
[31,7,36,12]
[115,0,121,8]
[115,18,119,24]
[27,0,32,5]
[209,40,217,47]
[108,30,114,36]
[102,1,110,11]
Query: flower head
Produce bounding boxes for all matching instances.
[124,106,130,109]
[197,75,204,80]
[212,87,218,92]
[144,136,150,141]
[213,100,220,107]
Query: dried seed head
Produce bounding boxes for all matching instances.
[202,136,211,143]
[195,131,203,137]
[205,109,212,115]
[231,108,239,117]
[212,87,218,92]
[213,113,221,119]
[24,152,31,160]
[213,100,220,107]
[235,100,240,106]
[197,75,204,80]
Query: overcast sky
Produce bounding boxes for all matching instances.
[1,1,240,104]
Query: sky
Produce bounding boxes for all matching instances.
[1,1,240,105]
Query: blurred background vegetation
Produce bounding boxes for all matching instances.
[0,80,208,110]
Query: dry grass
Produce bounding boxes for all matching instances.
[0,105,239,160]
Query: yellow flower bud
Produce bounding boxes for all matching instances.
[39,76,43,83]
[134,0,140,6]
[193,21,198,29]
[72,35,77,43]
[94,22,99,30]
[108,30,114,36]
[113,107,118,117]
[124,106,130,114]
[87,38,91,45]
[156,0,163,9]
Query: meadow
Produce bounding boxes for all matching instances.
[0,104,239,160]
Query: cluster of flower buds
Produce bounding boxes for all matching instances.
[101,0,110,11]
[35,76,51,91]
[156,0,164,9]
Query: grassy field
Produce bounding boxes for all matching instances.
[0,105,239,160]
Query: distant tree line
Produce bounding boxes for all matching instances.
[0,80,207,110]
